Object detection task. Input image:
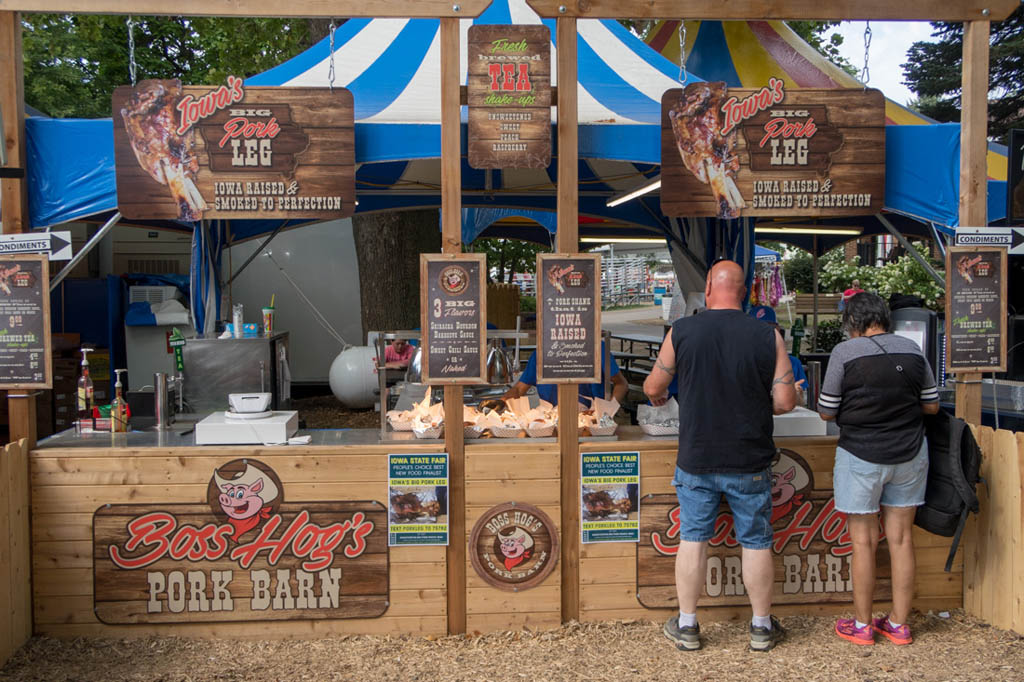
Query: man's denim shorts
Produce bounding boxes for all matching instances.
[672,466,773,550]
[833,439,929,515]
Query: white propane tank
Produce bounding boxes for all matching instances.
[328,346,378,409]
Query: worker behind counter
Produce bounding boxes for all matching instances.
[503,341,628,407]
[748,305,807,406]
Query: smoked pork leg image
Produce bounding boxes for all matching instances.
[668,82,745,219]
[120,79,208,221]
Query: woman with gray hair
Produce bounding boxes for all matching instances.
[817,293,940,646]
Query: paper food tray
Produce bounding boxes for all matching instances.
[640,423,679,436]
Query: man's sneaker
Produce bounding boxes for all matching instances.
[873,616,913,645]
[835,618,874,645]
[750,615,785,651]
[663,616,701,651]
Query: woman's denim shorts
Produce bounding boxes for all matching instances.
[833,439,928,515]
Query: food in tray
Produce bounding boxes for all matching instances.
[120,79,208,221]
[389,491,440,522]
[581,489,632,520]
[668,81,744,219]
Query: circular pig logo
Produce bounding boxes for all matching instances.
[206,458,284,541]
[469,502,559,591]
[439,265,469,295]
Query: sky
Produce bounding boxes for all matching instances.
[831,21,938,106]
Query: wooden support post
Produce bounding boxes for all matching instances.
[556,16,581,624]
[439,17,466,636]
[955,20,989,426]
[7,395,36,451]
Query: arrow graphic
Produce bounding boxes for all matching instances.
[1012,228,1024,255]
[0,231,73,260]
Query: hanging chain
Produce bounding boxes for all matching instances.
[327,19,337,91]
[860,21,872,87]
[126,16,137,86]
[677,20,688,85]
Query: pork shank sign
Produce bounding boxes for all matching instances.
[536,253,601,383]
[420,254,487,383]
[113,77,355,221]
[93,459,388,623]
[0,255,52,390]
[661,81,885,219]
[637,451,891,607]
[945,245,1008,373]
[467,24,551,169]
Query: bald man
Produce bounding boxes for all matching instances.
[644,260,797,653]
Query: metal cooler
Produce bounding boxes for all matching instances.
[181,332,291,413]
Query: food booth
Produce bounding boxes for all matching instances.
[1,0,1014,646]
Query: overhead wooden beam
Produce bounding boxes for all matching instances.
[0,11,28,235]
[0,0,493,17]
[526,0,1015,21]
[439,16,467,637]
[955,20,990,427]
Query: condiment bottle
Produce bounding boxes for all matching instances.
[77,347,95,432]
[112,369,128,433]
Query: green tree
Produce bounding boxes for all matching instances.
[787,21,858,76]
[472,238,550,284]
[21,15,312,118]
[901,7,1024,143]
[782,249,815,294]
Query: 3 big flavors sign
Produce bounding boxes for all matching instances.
[92,459,388,624]
[637,450,891,607]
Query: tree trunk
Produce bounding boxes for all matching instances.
[352,209,441,339]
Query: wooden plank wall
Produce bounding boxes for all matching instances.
[578,440,963,624]
[963,427,1024,634]
[0,440,31,665]
[30,446,447,638]
[465,443,561,633]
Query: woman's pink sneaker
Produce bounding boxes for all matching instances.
[835,618,874,645]
[873,616,913,645]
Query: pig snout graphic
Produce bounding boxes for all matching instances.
[771,467,796,506]
[500,536,526,559]
[219,477,265,519]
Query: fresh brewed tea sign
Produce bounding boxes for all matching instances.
[661,82,884,219]
[113,78,354,221]
[93,459,388,623]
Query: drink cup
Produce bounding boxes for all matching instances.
[232,303,244,339]
[262,307,275,336]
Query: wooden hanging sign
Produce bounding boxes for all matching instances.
[660,83,885,219]
[419,253,487,384]
[113,77,355,221]
[467,24,552,169]
[0,255,52,390]
[536,253,601,384]
[637,450,888,607]
[93,458,388,623]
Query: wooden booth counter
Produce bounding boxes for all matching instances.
[578,430,963,624]
[29,425,962,639]
[30,429,449,639]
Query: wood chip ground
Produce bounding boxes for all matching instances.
[2,610,1021,681]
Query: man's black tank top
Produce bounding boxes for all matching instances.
[671,309,777,473]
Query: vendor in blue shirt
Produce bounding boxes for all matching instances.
[503,342,628,406]
[749,305,807,405]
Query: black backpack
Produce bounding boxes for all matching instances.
[914,410,984,572]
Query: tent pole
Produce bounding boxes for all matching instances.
[50,212,121,292]
[227,219,290,285]
[812,234,819,350]
[556,14,581,625]
[439,16,466,637]
[876,213,944,286]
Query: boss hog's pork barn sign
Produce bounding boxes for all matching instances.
[93,459,388,624]
[113,77,354,221]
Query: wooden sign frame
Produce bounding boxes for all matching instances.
[468,502,560,592]
[536,253,601,384]
[467,24,552,169]
[419,253,487,384]
[0,254,52,390]
[945,245,1008,374]
[660,85,885,219]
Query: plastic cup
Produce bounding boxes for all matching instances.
[232,303,244,338]
[262,307,274,336]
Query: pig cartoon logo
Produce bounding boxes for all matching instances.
[770,449,813,524]
[497,526,534,571]
[439,265,468,295]
[208,460,283,541]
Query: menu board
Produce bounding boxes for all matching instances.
[467,24,551,169]
[945,246,1007,373]
[113,78,354,221]
[661,83,885,218]
[420,254,487,383]
[0,255,52,389]
[536,253,600,383]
